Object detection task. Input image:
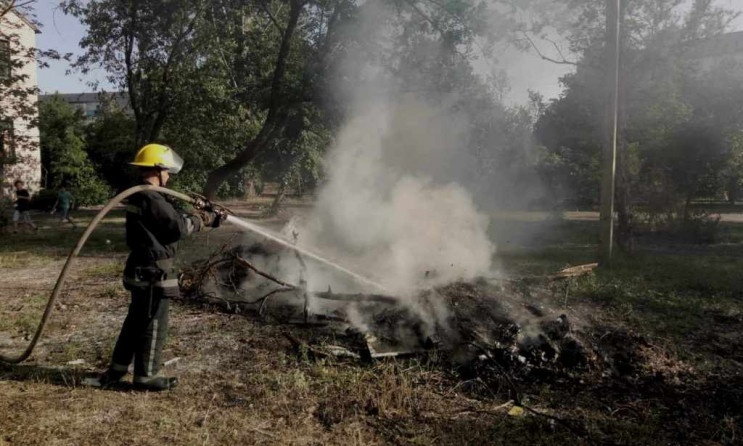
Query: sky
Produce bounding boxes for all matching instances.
[34,0,116,94]
[30,0,743,103]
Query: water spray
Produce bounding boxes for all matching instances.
[222,215,389,293]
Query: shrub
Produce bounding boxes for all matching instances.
[32,189,58,211]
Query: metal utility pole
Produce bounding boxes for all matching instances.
[599,0,622,265]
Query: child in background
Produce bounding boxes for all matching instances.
[12,180,37,232]
[51,184,76,228]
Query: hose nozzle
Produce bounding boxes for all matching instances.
[188,192,234,217]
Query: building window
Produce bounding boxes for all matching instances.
[0,120,15,163]
[0,39,10,80]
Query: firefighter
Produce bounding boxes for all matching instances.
[97,144,221,391]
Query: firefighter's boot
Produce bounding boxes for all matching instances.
[133,376,179,391]
[85,368,127,388]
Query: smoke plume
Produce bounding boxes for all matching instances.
[303,94,495,296]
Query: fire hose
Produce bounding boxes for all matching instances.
[0,184,387,364]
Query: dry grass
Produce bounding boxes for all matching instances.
[1,209,742,445]
[0,251,55,269]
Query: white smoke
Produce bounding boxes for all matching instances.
[303,93,495,296]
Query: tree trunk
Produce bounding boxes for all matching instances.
[268,180,287,216]
[615,141,633,252]
[727,176,739,204]
[683,194,693,222]
[203,126,281,199]
[245,180,256,198]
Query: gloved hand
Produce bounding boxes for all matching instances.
[197,210,222,228]
[210,211,223,228]
[191,197,209,211]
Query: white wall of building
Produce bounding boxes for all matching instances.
[0,9,40,195]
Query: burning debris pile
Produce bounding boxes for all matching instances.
[180,243,650,384]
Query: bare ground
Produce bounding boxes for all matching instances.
[1,207,742,445]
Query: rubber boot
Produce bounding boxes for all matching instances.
[86,368,127,388]
[133,376,178,391]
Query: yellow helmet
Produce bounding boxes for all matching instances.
[129,144,184,174]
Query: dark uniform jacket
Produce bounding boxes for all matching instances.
[123,188,202,297]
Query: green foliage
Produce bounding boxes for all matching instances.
[60,0,742,212]
[65,0,524,198]
[161,56,259,197]
[0,193,12,228]
[84,102,136,189]
[39,95,111,206]
[32,188,57,210]
[62,0,208,146]
[533,0,741,228]
[255,106,329,195]
[534,72,602,207]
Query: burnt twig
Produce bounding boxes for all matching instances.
[258,287,294,318]
[233,255,296,289]
[469,342,594,443]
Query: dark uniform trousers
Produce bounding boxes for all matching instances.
[110,288,172,381]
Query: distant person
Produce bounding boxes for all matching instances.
[50,184,77,228]
[12,180,36,232]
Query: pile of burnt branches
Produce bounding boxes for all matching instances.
[179,245,639,383]
[180,243,300,317]
[179,241,398,321]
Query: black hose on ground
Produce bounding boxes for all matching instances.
[0,185,196,364]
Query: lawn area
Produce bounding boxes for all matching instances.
[0,206,741,445]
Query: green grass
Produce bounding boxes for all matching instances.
[0,251,55,268]
[562,253,743,367]
[0,209,130,259]
[80,261,124,280]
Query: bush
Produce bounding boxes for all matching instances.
[40,95,114,207]
[71,176,112,207]
[33,181,112,210]
[634,206,722,244]
[32,189,58,211]
[680,209,721,244]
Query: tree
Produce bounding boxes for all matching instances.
[534,72,603,207]
[195,0,509,198]
[64,0,558,202]
[64,0,327,199]
[533,0,739,235]
[84,98,136,189]
[201,0,308,199]
[39,95,110,206]
[63,0,208,147]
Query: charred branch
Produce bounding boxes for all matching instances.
[233,255,296,289]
